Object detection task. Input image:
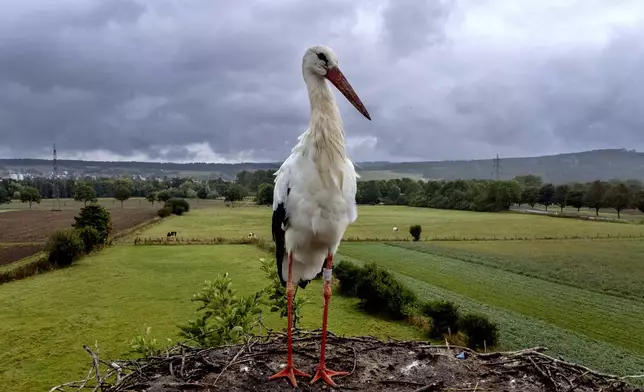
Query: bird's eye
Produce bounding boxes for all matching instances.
[317,53,328,64]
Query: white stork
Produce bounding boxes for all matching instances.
[270,45,370,388]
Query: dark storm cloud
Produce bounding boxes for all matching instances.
[381,0,454,58]
[1,0,644,162]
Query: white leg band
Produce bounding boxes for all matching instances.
[323,268,332,282]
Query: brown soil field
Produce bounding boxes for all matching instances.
[0,209,158,243]
[0,244,44,266]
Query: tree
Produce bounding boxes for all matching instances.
[114,185,131,208]
[20,187,41,209]
[386,185,401,204]
[357,181,381,204]
[567,188,585,212]
[146,192,157,205]
[538,183,555,211]
[256,183,274,205]
[520,187,539,208]
[635,190,644,214]
[165,198,191,215]
[513,174,543,189]
[0,187,10,204]
[553,184,569,212]
[224,184,247,203]
[492,180,521,210]
[74,185,97,206]
[157,190,170,202]
[603,183,630,218]
[197,186,210,200]
[584,180,607,216]
[72,204,112,245]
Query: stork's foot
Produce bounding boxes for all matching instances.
[268,364,310,388]
[310,365,349,387]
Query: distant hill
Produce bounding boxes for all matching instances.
[1,148,643,183]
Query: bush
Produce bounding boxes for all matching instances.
[410,225,422,241]
[259,258,308,328]
[77,226,101,253]
[178,274,266,347]
[333,260,364,296]
[165,198,191,215]
[72,205,112,245]
[422,300,460,338]
[458,313,499,350]
[157,207,172,218]
[45,229,85,267]
[356,263,417,320]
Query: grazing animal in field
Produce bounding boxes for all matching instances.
[248,232,256,238]
[166,231,177,238]
[393,226,398,232]
[270,45,370,388]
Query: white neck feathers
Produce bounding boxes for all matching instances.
[303,71,347,167]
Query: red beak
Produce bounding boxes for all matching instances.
[325,67,371,121]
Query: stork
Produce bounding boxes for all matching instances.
[270,45,371,388]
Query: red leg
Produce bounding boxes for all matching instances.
[268,252,310,387]
[311,253,349,387]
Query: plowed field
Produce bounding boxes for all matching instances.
[0,244,43,266]
[0,209,157,243]
[0,209,157,265]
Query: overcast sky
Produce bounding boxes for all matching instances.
[1,0,643,163]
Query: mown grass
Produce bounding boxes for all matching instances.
[336,243,644,376]
[140,204,644,240]
[0,245,423,392]
[398,240,644,300]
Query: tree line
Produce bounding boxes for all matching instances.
[0,170,276,207]
[3,171,644,216]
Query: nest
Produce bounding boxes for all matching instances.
[51,330,642,392]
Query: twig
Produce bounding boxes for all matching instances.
[180,346,186,378]
[528,356,557,391]
[379,380,425,387]
[82,345,102,391]
[211,343,246,388]
[477,347,548,359]
[413,381,443,391]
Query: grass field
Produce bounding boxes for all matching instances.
[140,204,644,240]
[399,240,644,300]
[337,243,644,375]
[2,200,644,390]
[0,245,423,391]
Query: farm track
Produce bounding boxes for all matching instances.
[338,243,644,356]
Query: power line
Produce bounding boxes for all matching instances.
[52,144,61,211]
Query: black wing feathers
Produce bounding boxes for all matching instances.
[271,188,310,289]
[272,200,287,287]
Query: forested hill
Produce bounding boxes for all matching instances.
[1,148,643,183]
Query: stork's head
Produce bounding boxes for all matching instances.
[303,45,371,121]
